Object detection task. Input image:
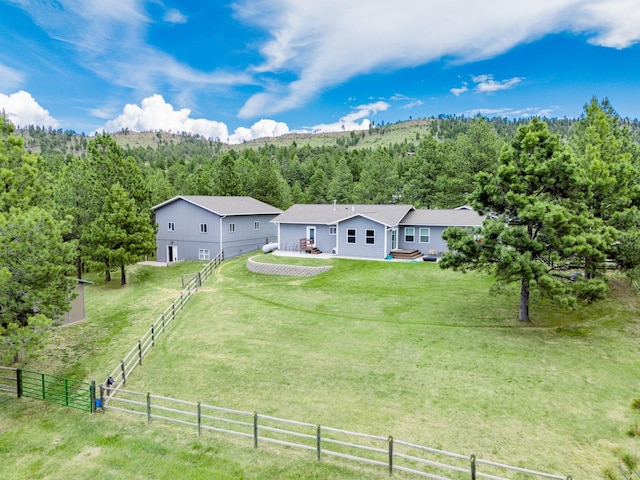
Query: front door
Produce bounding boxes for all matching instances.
[167,245,178,263]
[306,226,316,246]
[391,228,398,250]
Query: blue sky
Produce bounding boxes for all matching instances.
[1,0,639,143]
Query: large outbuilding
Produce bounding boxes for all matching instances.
[152,196,282,263]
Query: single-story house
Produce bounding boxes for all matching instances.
[152,196,282,263]
[271,203,483,260]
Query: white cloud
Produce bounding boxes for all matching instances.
[228,119,290,144]
[0,91,59,128]
[310,101,389,133]
[100,94,289,144]
[235,0,640,116]
[450,85,469,97]
[10,1,252,99]
[472,75,524,93]
[451,75,523,96]
[0,64,25,91]
[164,8,187,24]
[101,94,229,140]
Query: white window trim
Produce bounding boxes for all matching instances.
[229,223,236,233]
[198,249,210,261]
[347,228,357,244]
[168,222,175,232]
[365,229,375,245]
[200,223,208,234]
[254,221,260,231]
[419,227,430,243]
[405,227,415,243]
[329,226,337,235]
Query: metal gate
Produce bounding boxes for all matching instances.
[17,369,96,413]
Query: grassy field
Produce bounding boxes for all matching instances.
[2,254,640,479]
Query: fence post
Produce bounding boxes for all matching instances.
[16,369,22,398]
[470,453,476,480]
[253,412,258,449]
[147,392,152,423]
[65,378,69,406]
[138,340,142,365]
[121,360,127,386]
[197,402,202,435]
[316,424,321,461]
[388,436,394,476]
[161,312,165,333]
[90,380,96,413]
[151,325,155,347]
[99,384,105,411]
[197,272,202,287]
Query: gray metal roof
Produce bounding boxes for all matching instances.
[272,204,415,227]
[152,196,283,216]
[400,208,484,226]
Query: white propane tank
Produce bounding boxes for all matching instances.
[262,242,279,253]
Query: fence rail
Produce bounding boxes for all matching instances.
[0,366,17,394]
[104,253,223,393]
[100,386,571,480]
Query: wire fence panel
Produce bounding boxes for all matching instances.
[18,369,95,413]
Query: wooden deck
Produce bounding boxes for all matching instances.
[390,248,424,260]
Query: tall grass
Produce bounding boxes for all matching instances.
[2,254,640,478]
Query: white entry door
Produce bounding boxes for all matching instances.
[391,228,398,250]
[167,245,178,263]
[306,226,316,246]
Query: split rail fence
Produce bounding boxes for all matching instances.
[104,253,223,392]
[100,386,572,480]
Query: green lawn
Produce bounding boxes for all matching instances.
[2,254,640,479]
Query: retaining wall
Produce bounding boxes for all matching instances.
[247,256,332,277]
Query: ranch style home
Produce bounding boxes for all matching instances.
[152,196,282,263]
[271,203,484,260]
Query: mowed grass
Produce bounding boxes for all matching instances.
[128,255,640,478]
[3,254,640,478]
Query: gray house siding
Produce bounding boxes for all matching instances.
[154,198,279,262]
[220,215,276,258]
[277,224,337,253]
[336,217,387,259]
[398,225,449,253]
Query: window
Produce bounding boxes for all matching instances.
[329,226,337,235]
[168,222,175,232]
[200,223,208,234]
[254,221,260,230]
[229,223,235,233]
[419,227,430,243]
[347,228,356,244]
[365,229,375,245]
[198,249,210,261]
[405,227,415,242]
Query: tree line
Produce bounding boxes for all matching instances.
[1,97,639,363]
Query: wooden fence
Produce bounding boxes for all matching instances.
[103,252,223,392]
[99,386,572,480]
[0,366,17,395]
